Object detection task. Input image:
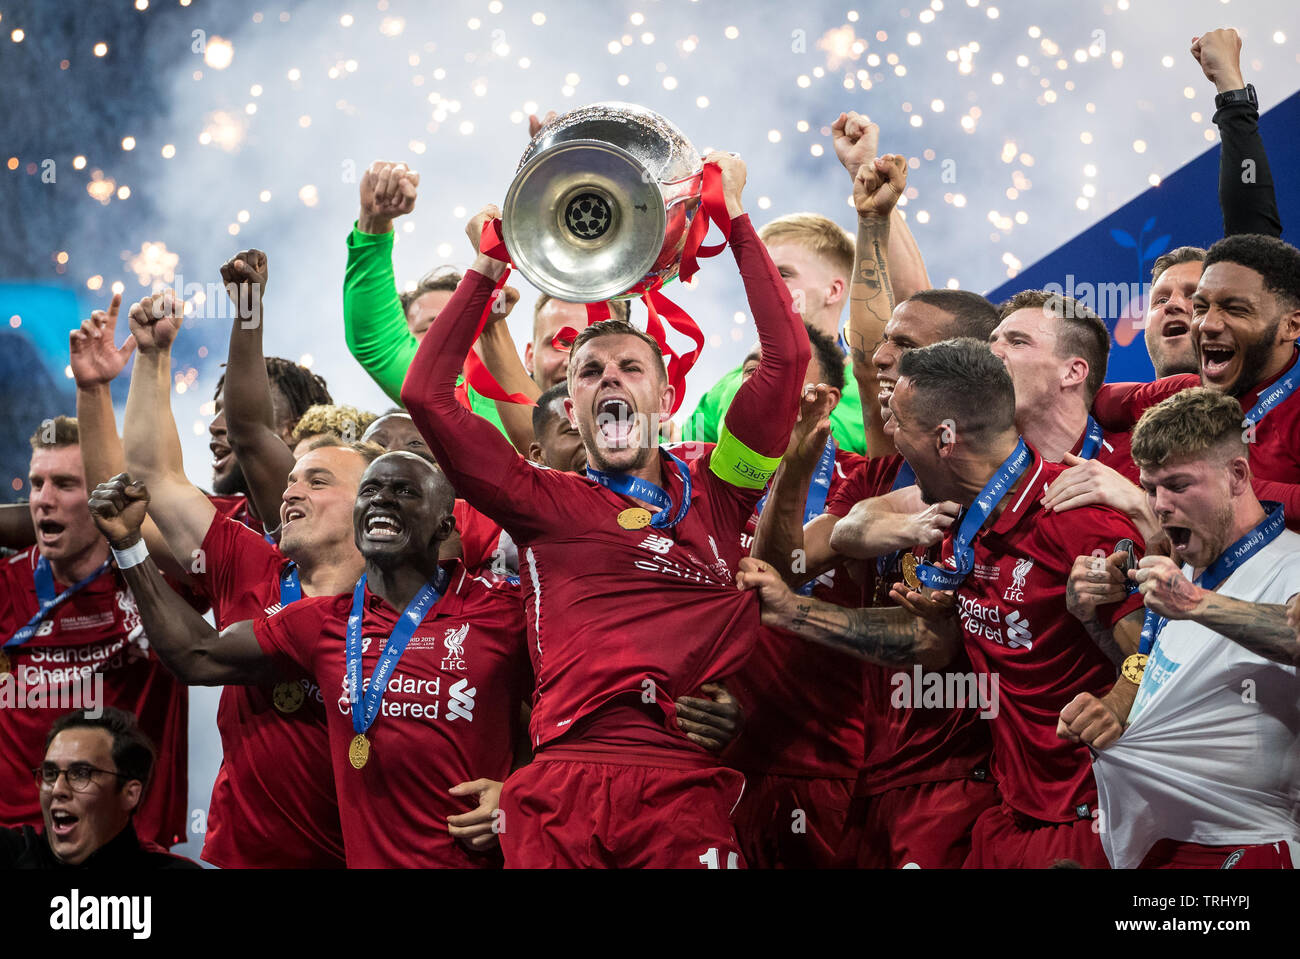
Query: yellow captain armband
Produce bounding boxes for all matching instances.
[710,423,782,490]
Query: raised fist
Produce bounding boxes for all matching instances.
[220,249,268,324]
[831,111,880,178]
[88,473,150,549]
[127,290,184,354]
[1190,28,1245,93]
[359,160,420,233]
[854,154,907,220]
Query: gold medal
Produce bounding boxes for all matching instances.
[0,651,10,676]
[348,733,371,770]
[901,552,922,591]
[617,507,653,530]
[1121,653,1148,685]
[272,681,305,714]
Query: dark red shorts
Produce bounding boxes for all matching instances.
[1140,838,1295,869]
[855,777,1000,868]
[963,800,1109,868]
[499,747,747,869]
[731,773,857,869]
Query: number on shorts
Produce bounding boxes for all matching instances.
[698,847,739,869]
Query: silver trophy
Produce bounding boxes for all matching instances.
[501,102,704,303]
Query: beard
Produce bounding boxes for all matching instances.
[1153,344,1200,378]
[1226,321,1281,399]
[213,458,249,497]
[584,430,658,473]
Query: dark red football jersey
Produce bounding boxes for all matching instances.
[405,214,809,760]
[191,514,345,868]
[453,498,509,573]
[1074,426,1140,487]
[209,493,265,537]
[933,445,1145,822]
[254,561,530,868]
[824,454,994,797]
[725,448,867,779]
[0,548,188,847]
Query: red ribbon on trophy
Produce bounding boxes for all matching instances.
[458,158,732,417]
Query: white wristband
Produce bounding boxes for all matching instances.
[111,539,150,570]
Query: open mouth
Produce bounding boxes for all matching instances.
[364,511,404,541]
[1164,525,1193,555]
[282,506,307,528]
[596,396,637,449]
[1200,342,1236,381]
[878,380,896,426]
[50,809,79,837]
[210,443,232,473]
[1161,319,1190,339]
[36,519,66,543]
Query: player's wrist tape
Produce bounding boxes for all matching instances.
[711,423,782,490]
[111,539,149,570]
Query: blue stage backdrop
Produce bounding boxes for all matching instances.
[987,90,1299,385]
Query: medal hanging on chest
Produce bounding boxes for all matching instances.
[344,569,448,770]
[348,733,371,770]
[589,452,692,531]
[617,508,652,530]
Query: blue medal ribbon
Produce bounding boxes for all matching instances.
[755,438,836,521]
[1243,350,1300,427]
[279,563,302,606]
[876,461,918,583]
[6,556,112,649]
[914,438,1033,591]
[1078,416,1104,461]
[1138,501,1286,655]
[755,438,837,596]
[587,451,692,529]
[345,568,449,740]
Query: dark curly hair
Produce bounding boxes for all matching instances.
[1203,234,1300,311]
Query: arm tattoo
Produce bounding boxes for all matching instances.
[850,216,894,317]
[850,237,894,327]
[1080,618,1126,667]
[1193,595,1300,668]
[779,597,925,666]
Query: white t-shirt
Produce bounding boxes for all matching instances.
[1093,528,1300,869]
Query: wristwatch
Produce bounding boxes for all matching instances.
[1214,83,1257,110]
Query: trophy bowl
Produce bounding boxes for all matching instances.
[501,102,704,303]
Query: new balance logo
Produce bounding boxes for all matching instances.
[446,678,476,721]
[638,534,674,555]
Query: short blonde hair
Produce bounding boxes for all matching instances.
[759,213,854,279]
[1130,387,1246,470]
[29,415,79,450]
[290,404,379,444]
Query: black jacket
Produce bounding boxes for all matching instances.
[0,821,201,870]
[1216,97,1284,238]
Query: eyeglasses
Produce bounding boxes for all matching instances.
[33,762,128,792]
